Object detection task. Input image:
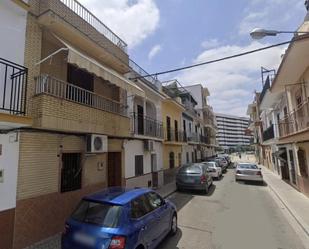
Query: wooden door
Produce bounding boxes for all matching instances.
[108,152,122,187]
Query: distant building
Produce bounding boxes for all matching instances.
[215,113,252,150]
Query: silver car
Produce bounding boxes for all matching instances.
[202,161,222,179]
[176,163,213,194]
[235,163,263,183]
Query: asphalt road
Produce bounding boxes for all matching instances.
[159,167,305,249]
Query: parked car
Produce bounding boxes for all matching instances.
[61,187,177,249]
[235,163,263,183]
[202,161,222,179]
[215,157,228,172]
[176,163,213,193]
[218,154,231,164]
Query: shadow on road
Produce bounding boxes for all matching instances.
[168,192,194,211]
[237,180,268,187]
[157,228,182,249]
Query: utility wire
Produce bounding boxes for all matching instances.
[131,35,309,80]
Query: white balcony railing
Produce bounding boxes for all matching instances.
[35,74,127,116]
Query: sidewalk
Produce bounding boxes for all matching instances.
[261,165,309,237]
[156,181,177,198]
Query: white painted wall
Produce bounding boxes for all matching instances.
[0,133,19,211]
[182,145,194,164]
[124,140,163,178]
[185,85,203,109]
[0,0,27,64]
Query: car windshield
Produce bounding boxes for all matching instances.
[238,164,258,169]
[179,165,201,174]
[71,200,122,227]
[203,162,214,167]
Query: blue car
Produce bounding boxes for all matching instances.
[61,187,177,249]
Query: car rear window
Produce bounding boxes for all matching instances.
[238,164,258,169]
[71,200,122,228]
[179,165,201,174]
[203,162,214,167]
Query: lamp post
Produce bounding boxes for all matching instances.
[250,28,309,40]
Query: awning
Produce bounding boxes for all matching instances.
[54,35,145,97]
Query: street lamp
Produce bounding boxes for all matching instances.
[250,28,309,40]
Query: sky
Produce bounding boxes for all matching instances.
[79,0,306,116]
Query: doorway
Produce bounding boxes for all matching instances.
[151,154,158,188]
[107,152,122,187]
[137,105,144,135]
[289,150,297,185]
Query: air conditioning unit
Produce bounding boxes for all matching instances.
[144,140,154,152]
[86,134,108,153]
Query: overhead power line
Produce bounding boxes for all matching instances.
[131,35,309,80]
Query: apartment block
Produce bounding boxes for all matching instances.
[215,113,252,150]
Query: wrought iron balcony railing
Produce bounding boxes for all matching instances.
[131,112,163,139]
[35,74,127,116]
[262,124,274,141]
[129,59,160,90]
[279,101,309,137]
[0,57,27,115]
[58,0,127,52]
[165,128,187,142]
[187,132,199,143]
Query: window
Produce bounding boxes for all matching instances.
[135,155,144,176]
[71,200,122,227]
[186,152,189,163]
[169,152,175,169]
[178,153,182,167]
[174,120,178,141]
[147,192,164,210]
[166,116,171,141]
[131,195,152,219]
[61,153,82,193]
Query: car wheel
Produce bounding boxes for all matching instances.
[204,184,209,194]
[170,213,178,236]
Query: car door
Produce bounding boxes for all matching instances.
[130,195,157,248]
[146,192,171,244]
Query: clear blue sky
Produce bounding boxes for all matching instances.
[81,0,306,115]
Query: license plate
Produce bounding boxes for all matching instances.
[184,178,195,183]
[74,232,96,246]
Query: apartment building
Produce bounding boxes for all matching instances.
[0,1,32,249]
[249,16,309,198]
[161,82,186,184]
[124,61,165,189]
[185,84,217,158]
[215,113,252,150]
[10,0,144,248]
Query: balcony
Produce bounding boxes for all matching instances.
[262,124,275,142]
[279,101,309,137]
[131,112,163,139]
[34,74,130,136]
[129,60,160,90]
[0,57,27,115]
[36,0,129,73]
[187,132,199,143]
[165,129,186,143]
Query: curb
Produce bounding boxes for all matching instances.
[261,169,309,238]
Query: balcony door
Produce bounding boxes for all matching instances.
[175,120,178,141]
[166,116,171,141]
[137,105,144,135]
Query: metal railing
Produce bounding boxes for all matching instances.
[165,128,186,142]
[262,124,274,141]
[279,101,309,137]
[129,59,159,90]
[187,132,199,143]
[131,112,163,138]
[0,57,27,115]
[59,0,127,52]
[35,74,127,116]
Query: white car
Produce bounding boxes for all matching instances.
[235,163,263,183]
[203,161,222,179]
